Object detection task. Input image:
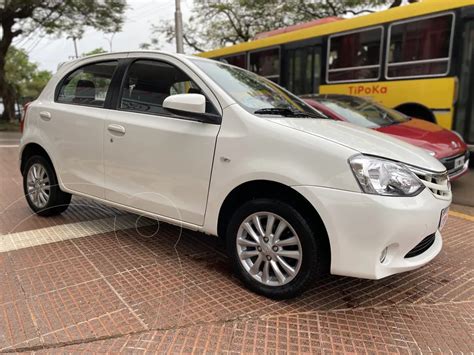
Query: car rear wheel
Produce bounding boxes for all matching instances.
[227,198,327,299]
[23,155,71,216]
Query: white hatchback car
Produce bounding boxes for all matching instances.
[20,51,451,299]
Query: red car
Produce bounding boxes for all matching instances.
[303,94,469,180]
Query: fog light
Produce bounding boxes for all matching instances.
[380,247,388,263]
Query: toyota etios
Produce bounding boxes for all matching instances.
[20,51,451,299]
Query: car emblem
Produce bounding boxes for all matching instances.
[451,141,458,148]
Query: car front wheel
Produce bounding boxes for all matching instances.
[227,198,327,299]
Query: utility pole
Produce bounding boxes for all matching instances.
[72,36,79,58]
[175,0,184,53]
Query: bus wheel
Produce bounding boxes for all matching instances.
[395,103,436,123]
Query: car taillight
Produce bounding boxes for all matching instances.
[20,102,31,134]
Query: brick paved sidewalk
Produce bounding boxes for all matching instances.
[1,146,473,353]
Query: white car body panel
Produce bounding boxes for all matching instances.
[104,109,219,225]
[202,104,361,235]
[270,118,447,172]
[20,51,451,281]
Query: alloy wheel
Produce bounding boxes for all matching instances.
[236,212,303,286]
[26,163,51,209]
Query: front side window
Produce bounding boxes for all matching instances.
[327,28,382,83]
[120,60,215,115]
[57,61,117,107]
[387,14,454,78]
[249,48,280,83]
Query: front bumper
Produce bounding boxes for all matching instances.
[293,186,450,279]
[440,151,470,180]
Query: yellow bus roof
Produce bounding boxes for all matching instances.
[198,0,473,58]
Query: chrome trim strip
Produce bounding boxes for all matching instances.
[387,57,450,67]
[328,64,380,72]
[408,166,452,201]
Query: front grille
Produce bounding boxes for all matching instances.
[405,233,436,258]
[440,151,469,176]
[409,167,451,201]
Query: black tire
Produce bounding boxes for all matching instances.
[23,155,71,216]
[226,198,328,299]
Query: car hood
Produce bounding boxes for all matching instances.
[375,119,466,159]
[268,118,446,172]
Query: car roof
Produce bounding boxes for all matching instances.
[59,50,213,69]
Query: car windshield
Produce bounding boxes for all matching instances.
[191,58,325,118]
[317,96,410,128]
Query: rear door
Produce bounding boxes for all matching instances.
[103,55,221,225]
[41,59,121,198]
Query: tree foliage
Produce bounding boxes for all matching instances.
[142,0,416,52]
[5,47,52,103]
[0,0,126,121]
[82,47,108,57]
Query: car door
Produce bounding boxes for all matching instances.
[103,56,221,225]
[42,59,121,198]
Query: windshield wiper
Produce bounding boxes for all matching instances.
[254,107,325,119]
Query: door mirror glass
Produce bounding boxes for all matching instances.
[163,93,206,114]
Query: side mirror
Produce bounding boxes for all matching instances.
[163,94,206,115]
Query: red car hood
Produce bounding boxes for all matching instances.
[375,119,466,159]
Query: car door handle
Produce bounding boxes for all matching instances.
[39,111,51,121]
[107,124,126,135]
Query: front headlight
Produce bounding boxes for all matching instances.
[349,155,425,196]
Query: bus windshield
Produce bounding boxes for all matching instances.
[191,59,324,118]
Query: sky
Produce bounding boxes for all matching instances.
[14,0,192,72]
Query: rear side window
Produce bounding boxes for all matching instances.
[119,60,216,115]
[57,61,118,107]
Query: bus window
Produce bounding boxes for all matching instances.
[219,53,247,69]
[327,27,382,83]
[249,47,280,83]
[387,13,454,79]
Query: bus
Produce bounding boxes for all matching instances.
[197,0,474,149]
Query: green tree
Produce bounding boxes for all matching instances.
[142,0,416,52]
[4,47,52,113]
[82,47,108,57]
[7,47,52,101]
[0,0,126,121]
